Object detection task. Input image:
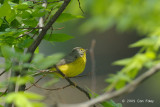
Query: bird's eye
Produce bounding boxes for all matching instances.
[80,49,83,51]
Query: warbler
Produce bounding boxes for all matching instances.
[50,47,87,77]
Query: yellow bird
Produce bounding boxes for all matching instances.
[50,47,87,77]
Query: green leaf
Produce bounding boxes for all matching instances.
[101,100,122,107]
[23,18,38,27]
[10,76,34,85]
[5,92,44,107]
[6,9,16,24]
[1,45,14,58]
[129,37,156,48]
[56,13,84,23]
[109,100,122,107]
[35,47,39,54]
[5,92,32,107]
[44,33,73,42]
[22,92,44,100]
[1,45,31,61]
[17,38,34,48]
[32,9,46,17]
[32,53,64,69]
[0,1,11,18]
[18,10,32,19]
[117,72,131,82]
[31,102,45,107]
[0,18,3,26]
[115,80,126,90]
[15,4,29,10]
[113,58,131,66]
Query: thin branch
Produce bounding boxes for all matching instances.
[31,30,39,39]
[54,27,64,30]
[16,29,34,39]
[89,39,96,92]
[17,27,44,29]
[0,70,6,76]
[55,66,91,100]
[57,63,160,107]
[17,27,64,31]
[44,7,55,23]
[25,75,46,90]
[77,0,84,14]
[0,88,8,97]
[69,74,89,78]
[32,84,71,91]
[32,0,63,4]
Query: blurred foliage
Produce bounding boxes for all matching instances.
[1,0,160,106]
[5,92,45,107]
[80,0,160,34]
[74,0,160,91]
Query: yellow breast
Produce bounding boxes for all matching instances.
[57,53,86,77]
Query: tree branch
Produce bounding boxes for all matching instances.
[56,63,160,107]
[89,39,96,92]
[27,0,71,55]
[55,66,91,100]
[0,70,6,76]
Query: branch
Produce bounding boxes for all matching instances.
[89,39,96,92]
[17,27,44,29]
[55,66,91,100]
[25,75,46,90]
[31,84,71,91]
[27,0,71,55]
[56,63,160,107]
[0,88,8,97]
[77,0,84,14]
[0,70,6,76]
[32,0,63,4]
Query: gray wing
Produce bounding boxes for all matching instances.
[56,53,76,66]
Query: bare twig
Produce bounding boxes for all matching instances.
[25,75,46,90]
[17,27,64,31]
[32,84,71,91]
[31,30,39,39]
[17,27,44,29]
[69,74,89,78]
[0,70,6,76]
[57,63,160,107]
[44,7,55,23]
[89,39,96,92]
[0,88,8,97]
[32,0,63,4]
[16,29,34,39]
[77,0,84,14]
[54,27,64,30]
[55,66,91,100]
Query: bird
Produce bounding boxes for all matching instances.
[50,47,87,77]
